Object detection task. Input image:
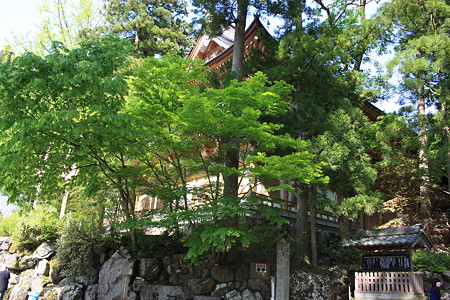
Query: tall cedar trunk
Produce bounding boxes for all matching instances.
[442,101,450,188]
[223,0,248,201]
[417,81,432,220]
[292,5,307,259]
[337,194,351,239]
[353,0,366,72]
[231,0,248,82]
[309,184,318,267]
[295,185,308,259]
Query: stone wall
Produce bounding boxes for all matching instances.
[0,237,400,300]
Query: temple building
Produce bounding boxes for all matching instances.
[135,15,389,234]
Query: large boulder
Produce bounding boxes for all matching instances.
[8,272,20,287]
[35,259,50,276]
[85,284,98,300]
[0,238,12,251]
[2,253,17,269]
[17,255,37,270]
[60,283,84,300]
[224,289,262,300]
[211,282,235,297]
[137,258,162,282]
[75,267,98,286]
[247,278,270,292]
[290,270,332,300]
[132,278,192,300]
[8,269,34,300]
[211,265,235,283]
[41,285,62,300]
[49,257,64,284]
[187,277,216,295]
[32,243,56,260]
[234,265,248,282]
[31,275,52,293]
[97,249,137,300]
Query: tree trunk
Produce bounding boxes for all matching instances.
[309,184,318,267]
[231,0,249,82]
[119,187,137,248]
[417,82,431,220]
[353,0,366,72]
[223,0,249,202]
[442,101,450,188]
[337,194,351,239]
[223,145,239,198]
[59,186,69,219]
[295,185,308,259]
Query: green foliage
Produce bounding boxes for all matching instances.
[13,205,61,249]
[56,215,115,277]
[133,232,186,258]
[185,225,258,263]
[0,211,20,237]
[311,107,381,219]
[0,36,148,245]
[319,238,362,266]
[105,0,192,57]
[249,151,328,187]
[270,0,385,226]
[0,35,133,205]
[378,0,450,220]
[0,45,14,64]
[337,193,384,220]
[127,62,319,260]
[413,250,450,273]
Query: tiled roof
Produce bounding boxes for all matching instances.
[342,226,433,250]
[215,36,234,46]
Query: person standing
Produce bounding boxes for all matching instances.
[0,265,10,300]
[431,278,448,300]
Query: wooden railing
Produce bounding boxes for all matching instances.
[355,272,424,294]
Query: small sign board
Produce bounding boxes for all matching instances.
[256,263,267,273]
[249,262,270,279]
[362,254,412,272]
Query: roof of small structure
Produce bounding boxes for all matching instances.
[188,16,269,66]
[342,225,433,250]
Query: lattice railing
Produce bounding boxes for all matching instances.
[355,272,423,294]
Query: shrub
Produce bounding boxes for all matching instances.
[413,250,450,273]
[133,231,185,259]
[56,216,116,277]
[185,225,258,263]
[13,205,61,249]
[0,211,20,236]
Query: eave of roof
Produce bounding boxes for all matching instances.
[204,16,269,68]
[342,225,433,250]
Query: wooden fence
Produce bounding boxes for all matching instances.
[355,272,424,294]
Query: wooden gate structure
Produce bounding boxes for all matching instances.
[342,225,432,300]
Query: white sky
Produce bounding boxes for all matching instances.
[0,0,44,49]
[0,0,401,113]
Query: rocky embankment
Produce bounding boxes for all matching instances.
[6,236,448,300]
[0,236,345,300]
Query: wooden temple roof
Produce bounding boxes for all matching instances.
[188,16,269,70]
[342,225,433,250]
